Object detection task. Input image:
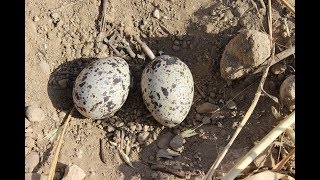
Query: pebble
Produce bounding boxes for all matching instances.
[202,116,211,124]
[138,131,150,144]
[226,100,237,110]
[172,45,180,51]
[143,125,150,131]
[280,75,295,111]
[271,63,286,75]
[196,102,220,113]
[33,16,40,22]
[136,123,143,131]
[61,164,86,180]
[58,111,66,119]
[25,152,40,173]
[38,61,51,76]
[129,124,137,131]
[25,137,35,148]
[195,113,202,121]
[25,106,45,122]
[58,79,69,89]
[25,118,31,129]
[157,131,174,149]
[170,134,185,151]
[153,9,160,19]
[51,12,59,20]
[107,125,115,132]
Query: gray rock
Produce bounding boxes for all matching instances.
[157,131,174,149]
[196,102,220,113]
[280,75,295,111]
[38,61,51,76]
[26,106,45,122]
[25,152,40,173]
[138,131,150,144]
[169,134,185,151]
[62,164,86,180]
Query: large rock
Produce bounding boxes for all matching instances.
[25,152,39,173]
[25,106,45,122]
[220,30,271,81]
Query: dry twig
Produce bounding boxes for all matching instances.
[273,147,295,171]
[100,138,107,163]
[48,106,75,180]
[223,111,295,179]
[278,0,295,14]
[100,0,108,32]
[203,0,275,179]
[133,35,155,60]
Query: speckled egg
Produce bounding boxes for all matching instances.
[72,57,130,119]
[141,55,194,127]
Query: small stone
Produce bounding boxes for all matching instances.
[39,61,50,76]
[157,131,174,149]
[195,113,202,121]
[26,106,45,122]
[170,134,185,151]
[151,172,159,179]
[138,131,150,144]
[129,124,136,131]
[62,164,86,180]
[33,16,40,22]
[51,12,59,20]
[25,118,31,129]
[58,111,66,119]
[173,40,180,45]
[25,152,40,173]
[282,31,288,38]
[172,45,180,51]
[226,101,237,110]
[143,125,150,131]
[280,75,295,111]
[153,9,160,19]
[107,125,115,132]
[202,116,211,124]
[136,123,143,131]
[271,63,286,75]
[196,102,220,113]
[25,137,35,148]
[115,121,124,127]
[58,79,69,89]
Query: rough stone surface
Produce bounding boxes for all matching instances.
[280,75,295,111]
[62,164,86,180]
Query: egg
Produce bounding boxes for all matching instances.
[141,55,194,127]
[72,57,130,119]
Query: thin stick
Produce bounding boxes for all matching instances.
[203,1,274,179]
[273,147,295,171]
[278,0,295,14]
[100,0,108,32]
[223,112,295,179]
[253,45,295,74]
[133,35,155,60]
[48,106,75,180]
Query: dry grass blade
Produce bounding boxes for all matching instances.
[118,149,134,168]
[180,123,203,138]
[100,0,108,32]
[278,0,295,14]
[48,106,75,180]
[203,1,275,179]
[273,147,295,171]
[133,35,155,60]
[223,111,295,180]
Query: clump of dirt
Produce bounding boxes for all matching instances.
[220,30,271,81]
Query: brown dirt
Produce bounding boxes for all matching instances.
[25,0,295,179]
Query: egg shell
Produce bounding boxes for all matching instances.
[141,55,194,127]
[73,57,130,119]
